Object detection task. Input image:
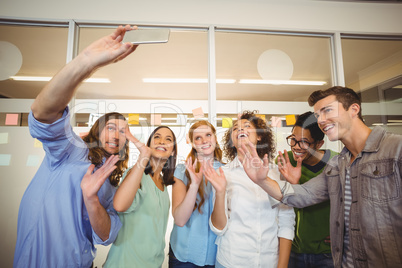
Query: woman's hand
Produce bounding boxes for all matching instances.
[185,157,203,187]
[203,161,226,196]
[125,125,151,168]
[238,141,270,185]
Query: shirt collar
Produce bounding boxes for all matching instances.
[228,156,243,169]
[340,126,386,156]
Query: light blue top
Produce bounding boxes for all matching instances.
[169,160,224,266]
[14,108,122,268]
[104,172,170,268]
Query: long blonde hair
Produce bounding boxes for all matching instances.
[185,121,223,213]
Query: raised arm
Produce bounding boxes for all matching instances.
[172,157,203,227]
[238,142,283,200]
[204,162,227,231]
[31,25,137,123]
[113,126,151,212]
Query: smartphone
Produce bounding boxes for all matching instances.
[122,28,170,44]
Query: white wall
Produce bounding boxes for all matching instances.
[1,0,402,34]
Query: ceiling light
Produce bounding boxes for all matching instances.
[10,76,52,81]
[239,79,327,86]
[143,78,235,84]
[10,76,110,83]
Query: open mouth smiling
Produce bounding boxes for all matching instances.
[322,124,335,133]
[155,146,167,152]
[237,133,248,139]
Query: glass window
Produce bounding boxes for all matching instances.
[77,27,209,100]
[0,24,69,98]
[215,31,333,102]
[342,37,402,134]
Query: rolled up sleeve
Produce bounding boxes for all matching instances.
[277,203,295,240]
[92,209,122,245]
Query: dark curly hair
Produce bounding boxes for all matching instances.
[82,112,129,187]
[222,110,276,163]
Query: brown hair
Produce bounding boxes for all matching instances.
[185,120,223,213]
[82,112,129,187]
[308,86,363,121]
[222,110,275,162]
[144,126,177,186]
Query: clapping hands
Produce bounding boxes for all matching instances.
[202,161,226,196]
[185,157,204,187]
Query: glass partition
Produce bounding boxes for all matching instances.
[215,30,333,102]
[341,37,402,134]
[0,24,69,98]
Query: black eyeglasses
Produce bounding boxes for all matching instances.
[286,136,313,150]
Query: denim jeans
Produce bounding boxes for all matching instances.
[168,245,215,268]
[288,251,334,268]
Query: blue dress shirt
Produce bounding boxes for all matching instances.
[13,108,122,268]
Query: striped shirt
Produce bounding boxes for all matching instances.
[342,165,354,267]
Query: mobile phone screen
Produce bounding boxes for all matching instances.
[122,29,170,44]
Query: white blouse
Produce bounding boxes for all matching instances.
[210,157,295,268]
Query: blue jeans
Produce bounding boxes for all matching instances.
[288,251,334,268]
[168,245,215,268]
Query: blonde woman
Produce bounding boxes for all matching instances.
[169,121,224,267]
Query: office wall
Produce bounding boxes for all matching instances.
[1,0,402,34]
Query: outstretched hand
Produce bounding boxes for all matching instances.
[185,157,203,187]
[277,150,302,184]
[203,161,226,195]
[81,154,119,202]
[125,125,151,168]
[81,25,138,70]
[238,141,270,185]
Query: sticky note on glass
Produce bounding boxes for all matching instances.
[151,114,162,125]
[0,154,11,166]
[222,118,233,128]
[5,114,19,125]
[192,107,204,119]
[128,114,140,125]
[286,115,296,126]
[0,133,9,144]
[79,132,89,138]
[26,155,41,167]
[34,139,43,148]
[256,114,266,121]
[270,116,282,128]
